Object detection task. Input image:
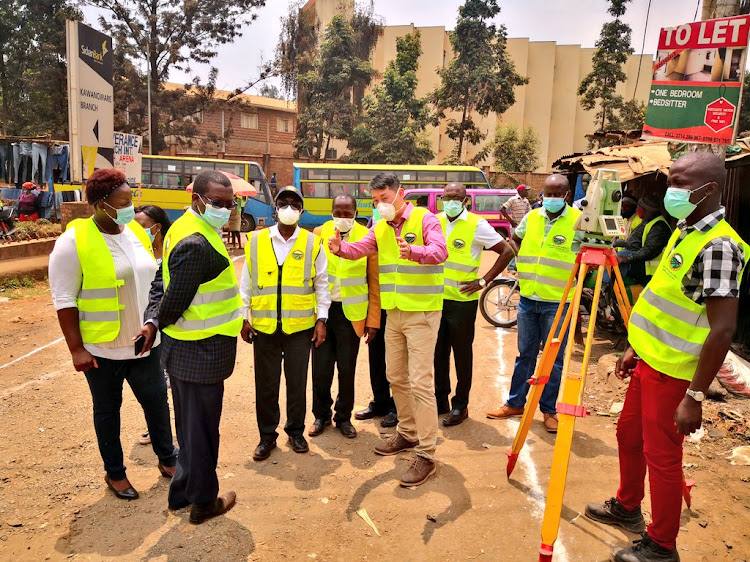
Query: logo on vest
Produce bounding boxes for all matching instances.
[292,250,304,261]
[670,253,684,270]
[552,235,567,245]
[164,236,171,253]
[453,238,466,249]
[404,233,417,244]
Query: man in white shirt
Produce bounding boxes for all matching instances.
[240,187,330,461]
[501,184,532,228]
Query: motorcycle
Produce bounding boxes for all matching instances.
[0,204,17,241]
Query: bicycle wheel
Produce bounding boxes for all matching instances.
[480,278,520,328]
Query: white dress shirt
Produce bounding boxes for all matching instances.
[240,224,330,322]
[49,223,160,360]
[444,208,504,260]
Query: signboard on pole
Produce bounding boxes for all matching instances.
[643,15,750,145]
[113,132,143,185]
[66,21,114,183]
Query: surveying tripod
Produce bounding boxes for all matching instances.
[504,244,694,561]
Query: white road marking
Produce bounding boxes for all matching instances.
[232,255,245,262]
[0,337,65,370]
[493,327,569,562]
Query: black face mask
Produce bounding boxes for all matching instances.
[621,207,635,219]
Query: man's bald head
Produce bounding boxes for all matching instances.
[543,174,570,199]
[670,152,726,190]
[444,182,467,199]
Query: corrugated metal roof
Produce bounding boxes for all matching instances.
[554,141,673,182]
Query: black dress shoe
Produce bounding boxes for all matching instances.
[437,400,451,415]
[337,420,357,438]
[189,491,236,524]
[354,405,381,420]
[253,440,277,461]
[308,418,331,437]
[380,412,398,428]
[288,434,309,453]
[443,408,469,427]
[105,474,139,500]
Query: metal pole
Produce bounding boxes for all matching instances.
[147,40,153,156]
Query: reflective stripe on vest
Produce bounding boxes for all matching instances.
[246,227,321,334]
[70,217,154,344]
[375,206,444,311]
[162,212,243,341]
[438,211,481,301]
[641,216,670,276]
[516,207,581,301]
[629,220,748,381]
[321,220,369,321]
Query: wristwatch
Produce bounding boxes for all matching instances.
[686,389,705,402]
[478,278,487,288]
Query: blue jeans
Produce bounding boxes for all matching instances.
[506,296,569,414]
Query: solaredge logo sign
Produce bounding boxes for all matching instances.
[81,40,108,64]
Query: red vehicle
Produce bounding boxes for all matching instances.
[403,188,516,238]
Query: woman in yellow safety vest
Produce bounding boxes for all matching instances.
[49,168,178,501]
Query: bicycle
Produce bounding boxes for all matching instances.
[479,276,520,328]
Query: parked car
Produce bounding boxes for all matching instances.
[403,188,516,238]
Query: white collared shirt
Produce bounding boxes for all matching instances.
[240,224,330,321]
[444,208,504,261]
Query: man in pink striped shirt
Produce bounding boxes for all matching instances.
[329,172,447,486]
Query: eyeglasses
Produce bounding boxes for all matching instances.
[200,195,237,210]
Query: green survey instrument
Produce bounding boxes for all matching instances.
[574,169,627,244]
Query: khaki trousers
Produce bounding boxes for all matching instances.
[384,308,441,460]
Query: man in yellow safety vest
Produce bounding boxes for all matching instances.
[586,152,748,562]
[240,186,329,462]
[435,182,514,426]
[486,174,582,433]
[329,172,447,487]
[309,194,381,439]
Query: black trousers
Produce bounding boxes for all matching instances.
[434,299,479,411]
[254,327,313,441]
[168,376,224,507]
[83,348,177,481]
[312,302,360,423]
[367,310,396,414]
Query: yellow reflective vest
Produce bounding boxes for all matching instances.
[246,227,322,334]
[641,215,671,277]
[320,220,369,322]
[375,206,444,312]
[438,211,482,302]
[162,212,243,341]
[69,217,154,344]
[629,219,748,381]
[516,206,581,302]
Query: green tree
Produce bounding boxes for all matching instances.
[0,0,81,136]
[578,0,634,140]
[257,83,283,100]
[490,124,541,172]
[345,31,433,164]
[429,0,527,164]
[89,0,265,151]
[295,15,376,160]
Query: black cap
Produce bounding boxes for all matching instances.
[275,185,304,204]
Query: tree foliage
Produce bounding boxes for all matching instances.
[90,0,265,151]
[0,0,81,137]
[258,83,284,100]
[295,15,376,160]
[578,0,634,145]
[345,31,433,164]
[429,0,527,164]
[276,0,318,101]
[490,124,541,172]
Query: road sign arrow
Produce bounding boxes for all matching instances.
[93,120,99,143]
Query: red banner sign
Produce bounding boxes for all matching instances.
[658,15,750,50]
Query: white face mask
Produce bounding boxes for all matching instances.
[376,202,396,222]
[277,205,301,226]
[333,217,355,233]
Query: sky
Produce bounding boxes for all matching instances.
[81,0,702,95]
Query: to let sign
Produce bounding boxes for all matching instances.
[643,15,750,145]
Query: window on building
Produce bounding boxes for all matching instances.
[241,113,259,129]
[277,118,291,133]
[183,110,203,124]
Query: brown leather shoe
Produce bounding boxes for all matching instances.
[486,405,524,419]
[400,456,436,487]
[374,433,418,456]
[543,413,558,433]
[158,463,176,479]
[189,491,237,524]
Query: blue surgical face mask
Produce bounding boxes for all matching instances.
[103,201,135,225]
[145,225,157,244]
[543,195,567,214]
[664,183,710,220]
[443,200,464,218]
[198,195,232,229]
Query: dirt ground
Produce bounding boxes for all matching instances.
[0,251,749,562]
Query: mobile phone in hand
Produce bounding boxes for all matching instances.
[134,335,146,356]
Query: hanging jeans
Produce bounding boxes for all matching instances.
[31,143,47,185]
[51,145,69,183]
[0,145,8,182]
[12,143,32,188]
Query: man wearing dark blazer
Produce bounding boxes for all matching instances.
[138,170,243,524]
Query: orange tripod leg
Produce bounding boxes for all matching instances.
[506,264,581,478]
